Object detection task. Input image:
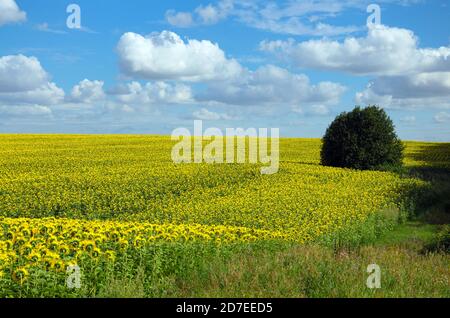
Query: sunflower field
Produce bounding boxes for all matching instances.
[0,135,448,297]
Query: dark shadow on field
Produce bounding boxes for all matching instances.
[406,142,450,173]
[405,143,450,225]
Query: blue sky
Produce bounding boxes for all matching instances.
[0,0,449,141]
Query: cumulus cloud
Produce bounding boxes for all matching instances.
[115,30,346,111]
[0,55,64,109]
[110,81,193,106]
[0,55,49,92]
[362,73,450,99]
[192,108,232,121]
[261,25,450,76]
[0,0,26,26]
[198,64,346,108]
[165,11,194,28]
[117,31,243,82]
[0,82,64,105]
[261,25,450,110]
[59,80,194,117]
[356,72,450,109]
[69,79,106,103]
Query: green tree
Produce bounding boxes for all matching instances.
[321,106,404,170]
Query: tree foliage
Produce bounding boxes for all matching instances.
[321,106,404,170]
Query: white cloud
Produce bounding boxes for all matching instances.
[356,72,450,109]
[0,0,26,26]
[0,105,51,116]
[198,64,346,108]
[35,22,67,34]
[166,0,232,27]
[69,79,106,103]
[165,11,194,28]
[0,55,64,107]
[195,1,232,25]
[166,0,363,36]
[0,55,49,92]
[117,31,243,82]
[0,82,64,105]
[242,13,360,36]
[192,108,232,120]
[434,112,450,123]
[260,25,450,110]
[165,1,429,37]
[115,29,347,111]
[363,73,450,98]
[261,25,450,76]
[111,81,193,106]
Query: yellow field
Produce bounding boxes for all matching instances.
[0,135,449,284]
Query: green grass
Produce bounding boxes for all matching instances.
[85,241,449,298]
[6,229,448,298]
[375,222,438,248]
[64,213,449,298]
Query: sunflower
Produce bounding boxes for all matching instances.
[15,236,26,246]
[70,239,80,249]
[90,248,101,259]
[132,236,144,247]
[28,252,41,264]
[73,250,84,260]
[46,251,60,260]
[59,244,70,256]
[104,250,116,262]
[20,243,33,256]
[50,259,65,272]
[39,248,49,257]
[118,239,129,250]
[5,231,14,240]
[21,228,32,238]
[4,240,13,250]
[12,267,29,284]
[109,231,120,242]
[94,237,103,246]
[48,240,59,251]
[43,259,52,270]
[47,225,56,235]
[39,226,48,236]
[81,240,95,253]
